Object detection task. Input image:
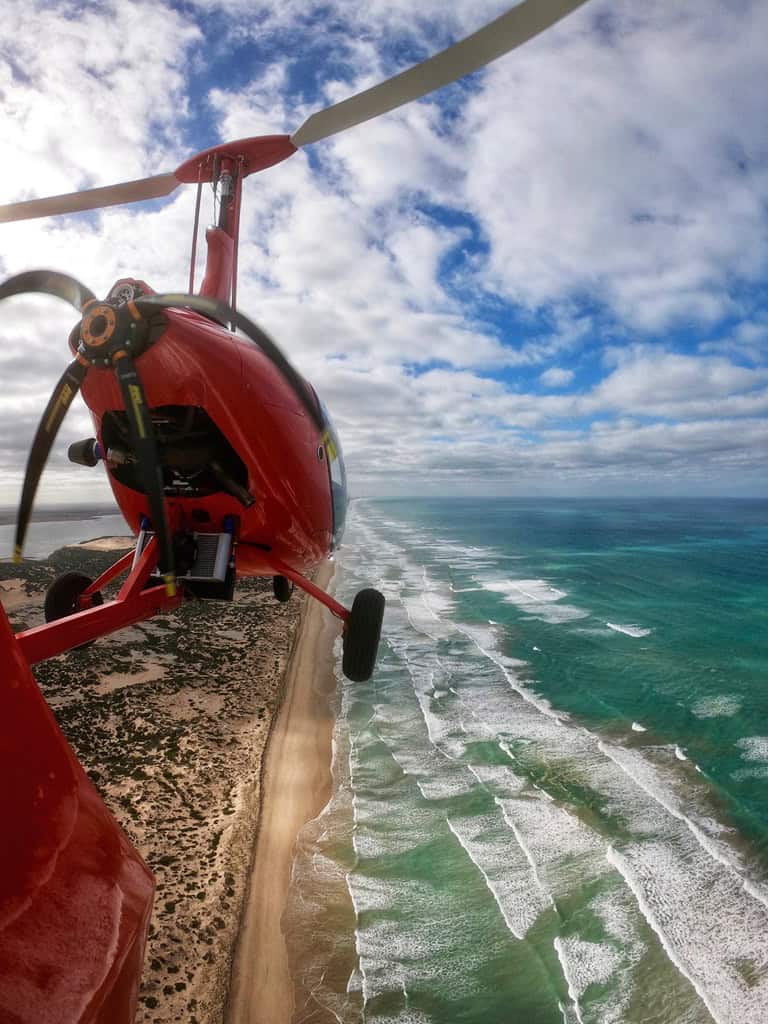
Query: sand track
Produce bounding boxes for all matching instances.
[227,563,340,1024]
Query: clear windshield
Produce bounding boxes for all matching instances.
[320,402,347,548]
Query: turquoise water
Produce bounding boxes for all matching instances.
[287,498,768,1024]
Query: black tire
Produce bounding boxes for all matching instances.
[342,588,385,682]
[272,575,294,603]
[44,571,103,649]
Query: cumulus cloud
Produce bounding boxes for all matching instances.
[0,0,766,507]
[540,367,575,388]
[461,0,768,329]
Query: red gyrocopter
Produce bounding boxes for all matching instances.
[0,3,588,1022]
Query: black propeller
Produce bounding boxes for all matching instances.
[14,358,89,563]
[0,269,96,310]
[1,270,177,595]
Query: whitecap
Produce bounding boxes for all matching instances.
[737,736,768,762]
[606,622,652,638]
[479,578,589,624]
[631,722,647,732]
[692,695,742,719]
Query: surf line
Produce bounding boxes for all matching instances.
[597,739,768,911]
[606,846,722,1024]
[445,818,525,941]
[494,798,556,913]
[553,937,585,1024]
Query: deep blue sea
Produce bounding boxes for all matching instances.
[287,497,768,1024]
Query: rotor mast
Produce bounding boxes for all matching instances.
[177,136,297,312]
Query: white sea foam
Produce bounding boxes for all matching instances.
[597,741,742,870]
[446,814,549,939]
[674,746,688,761]
[737,736,768,762]
[467,763,526,794]
[691,695,742,718]
[554,938,585,1024]
[555,932,634,1024]
[607,843,768,1024]
[631,722,647,732]
[479,578,590,624]
[496,795,607,897]
[455,624,568,726]
[372,1012,433,1024]
[606,622,652,638]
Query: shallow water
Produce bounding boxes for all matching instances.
[286,498,768,1024]
[0,514,128,560]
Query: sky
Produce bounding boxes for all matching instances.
[0,0,766,506]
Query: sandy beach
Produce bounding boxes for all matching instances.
[226,562,339,1024]
[0,541,340,1024]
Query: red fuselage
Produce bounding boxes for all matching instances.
[78,306,336,577]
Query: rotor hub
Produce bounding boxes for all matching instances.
[77,298,150,367]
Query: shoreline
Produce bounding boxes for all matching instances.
[227,560,340,1024]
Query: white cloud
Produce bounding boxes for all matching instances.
[0,0,200,204]
[592,348,768,419]
[0,0,766,507]
[461,0,768,328]
[540,367,575,388]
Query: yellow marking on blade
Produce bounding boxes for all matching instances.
[44,383,73,433]
[322,430,337,461]
[163,574,177,597]
[13,545,22,564]
[128,384,146,438]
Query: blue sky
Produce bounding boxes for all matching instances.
[0,0,766,503]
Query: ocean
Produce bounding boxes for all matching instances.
[0,509,128,560]
[286,497,768,1024]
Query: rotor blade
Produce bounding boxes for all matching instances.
[137,294,325,431]
[112,355,177,595]
[291,0,588,148]
[14,358,88,562]
[0,172,179,225]
[0,269,96,311]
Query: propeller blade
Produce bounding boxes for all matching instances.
[291,0,588,148]
[112,355,177,596]
[0,173,179,225]
[14,358,89,562]
[137,294,325,431]
[0,269,96,311]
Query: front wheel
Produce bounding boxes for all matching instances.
[272,575,294,603]
[44,571,103,649]
[342,588,385,682]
